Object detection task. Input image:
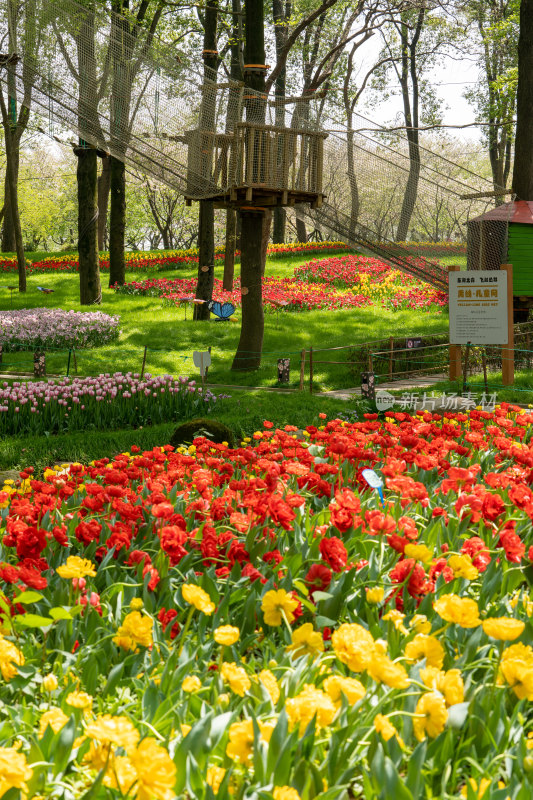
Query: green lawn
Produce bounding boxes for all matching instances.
[0,251,449,391]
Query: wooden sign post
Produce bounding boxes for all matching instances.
[193,350,212,389]
[501,263,514,386]
[448,265,462,381]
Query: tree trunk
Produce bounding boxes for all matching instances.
[273,207,285,243]
[77,147,101,304]
[231,0,267,370]
[194,200,215,319]
[98,154,111,251]
[296,217,307,242]
[231,211,264,370]
[1,149,19,253]
[512,0,533,200]
[236,210,242,248]
[396,130,420,242]
[346,129,359,240]
[194,0,219,318]
[395,10,423,243]
[261,209,272,276]
[222,0,243,289]
[108,156,126,286]
[223,207,237,290]
[0,90,25,290]
[272,0,289,245]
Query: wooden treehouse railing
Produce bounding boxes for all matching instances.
[185,123,327,207]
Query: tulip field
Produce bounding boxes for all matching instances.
[116,255,448,314]
[0,309,120,351]
[0,242,350,276]
[1,405,533,799]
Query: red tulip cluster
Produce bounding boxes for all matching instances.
[1,403,532,618]
[115,253,448,312]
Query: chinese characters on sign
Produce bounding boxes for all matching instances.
[376,390,497,413]
[449,271,508,345]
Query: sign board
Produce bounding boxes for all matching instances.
[449,271,508,345]
[193,350,211,376]
[406,337,422,349]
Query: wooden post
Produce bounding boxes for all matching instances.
[368,352,373,372]
[223,210,236,291]
[388,336,394,380]
[34,350,46,378]
[448,265,462,381]
[141,345,148,379]
[299,349,306,391]
[309,346,313,394]
[501,263,514,386]
[463,341,471,394]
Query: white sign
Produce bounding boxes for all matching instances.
[449,271,508,345]
[193,350,211,376]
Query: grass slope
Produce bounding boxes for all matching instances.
[1,252,448,391]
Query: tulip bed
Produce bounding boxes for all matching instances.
[0,405,532,799]
[0,243,349,276]
[116,256,448,314]
[0,309,120,351]
[0,372,221,436]
[120,276,373,313]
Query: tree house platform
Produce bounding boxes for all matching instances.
[184,122,327,209]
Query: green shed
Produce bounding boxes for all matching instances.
[467,200,533,320]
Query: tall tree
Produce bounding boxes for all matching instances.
[74,4,102,304]
[265,0,361,242]
[394,7,424,243]
[271,0,290,243]
[193,0,220,320]
[108,0,165,287]
[463,0,519,197]
[372,3,449,242]
[231,0,267,370]
[0,71,26,290]
[511,0,533,199]
[1,0,38,260]
[222,0,244,289]
[339,2,389,238]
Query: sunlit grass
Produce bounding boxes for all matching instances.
[0,252,449,391]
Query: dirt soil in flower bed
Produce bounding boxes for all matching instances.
[0,404,532,797]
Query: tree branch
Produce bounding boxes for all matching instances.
[264,0,338,96]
